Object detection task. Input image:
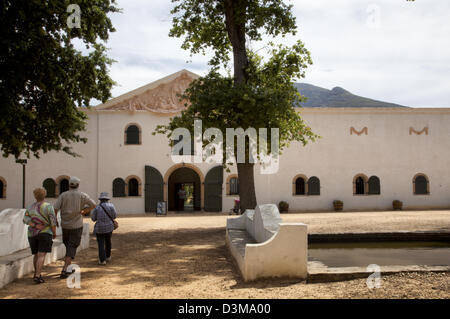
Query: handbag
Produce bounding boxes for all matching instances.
[99,204,119,230]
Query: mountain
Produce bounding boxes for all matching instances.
[294,83,408,108]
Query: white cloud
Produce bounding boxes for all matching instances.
[98,0,450,107]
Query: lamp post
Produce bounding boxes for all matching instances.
[15,159,27,208]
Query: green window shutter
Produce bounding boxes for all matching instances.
[368,176,381,195]
[308,176,320,195]
[230,177,239,195]
[126,125,140,145]
[43,178,56,198]
[144,166,164,213]
[415,175,428,194]
[204,166,223,212]
[113,178,126,197]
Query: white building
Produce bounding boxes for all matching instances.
[1,69,449,214]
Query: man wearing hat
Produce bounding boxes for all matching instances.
[54,176,96,278]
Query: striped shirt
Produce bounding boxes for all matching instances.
[54,189,96,229]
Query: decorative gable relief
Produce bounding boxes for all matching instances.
[102,72,196,113]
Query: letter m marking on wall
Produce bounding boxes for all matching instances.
[409,127,428,135]
[350,127,368,136]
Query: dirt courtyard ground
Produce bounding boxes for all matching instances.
[0,210,449,299]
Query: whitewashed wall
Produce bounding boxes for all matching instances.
[255,108,450,211]
[1,107,449,214]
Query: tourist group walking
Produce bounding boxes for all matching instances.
[22,177,118,284]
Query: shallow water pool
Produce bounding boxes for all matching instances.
[308,241,450,267]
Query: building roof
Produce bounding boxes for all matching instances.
[95,69,199,113]
[92,70,448,114]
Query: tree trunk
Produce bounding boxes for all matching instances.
[224,0,248,86]
[225,0,257,210]
[237,162,257,211]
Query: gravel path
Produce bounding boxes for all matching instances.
[0,210,449,299]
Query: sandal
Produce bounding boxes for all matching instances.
[33,275,45,284]
[60,269,75,279]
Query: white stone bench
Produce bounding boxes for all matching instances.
[0,208,89,288]
[226,204,308,281]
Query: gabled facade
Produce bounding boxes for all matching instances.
[1,70,450,214]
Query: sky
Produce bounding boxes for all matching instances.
[97,0,450,107]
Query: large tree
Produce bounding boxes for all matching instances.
[161,0,319,211]
[0,0,120,158]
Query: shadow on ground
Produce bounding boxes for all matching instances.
[0,227,267,298]
[1,225,449,299]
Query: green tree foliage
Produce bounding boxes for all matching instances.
[170,0,296,67]
[156,42,318,157]
[0,0,120,158]
[161,0,319,210]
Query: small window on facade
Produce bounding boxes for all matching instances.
[295,177,305,195]
[0,179,4,199]
[43,178,56,198]
[229,177,239,195]
[355,177,365,195]
[368,176,380,195]
[126,125,140,145]
[60,178,69,194]
[308,176,320,195]
[128,178,139,196]
[113,178,126,197]
[414,175,429,195]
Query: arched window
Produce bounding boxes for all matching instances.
[308,176,320,196]
[229,177,239,195]
[125,124,141,145]
[295,177,306,195]
[355,177,365,195]
[414,174,429,195]
[0,177,5,199]
[60,178,69,194]
[128,178,139,196]
[368,176,380,195]
[112,178,126,197]
[43,178,56,198]
[226,175,239,196]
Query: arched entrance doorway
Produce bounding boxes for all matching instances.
[167,167,201,211]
